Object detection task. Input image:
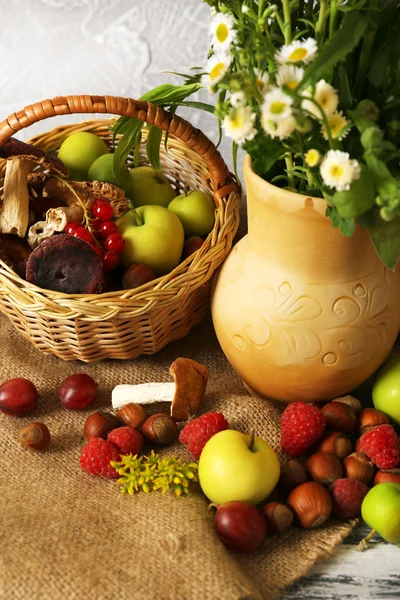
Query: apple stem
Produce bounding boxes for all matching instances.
[357,529,376,552]
[249,430,255,451]
[128,200,144,226]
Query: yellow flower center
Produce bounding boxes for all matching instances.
[289,47,308,62]
[216,23,229,43]
[270,101,287,115]
[329,165,344,179]
[210,62,225,81]
[329,115,346,138]
[286,80,298,90]
[305,150,320,167]
[230,112,244,129]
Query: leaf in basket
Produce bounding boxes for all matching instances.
[112,119,143,177]
[299,13,369,89]
[146,125,163,171]
[140,83,202,105]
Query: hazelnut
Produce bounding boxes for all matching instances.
[306,452,343,486]
[317,430,352,460]
[321,401,357,434]
[181,236,204,261]
[116,403,148,430]
[287,481,332,528]
[142,413,178,446]
[343,452,375,485]
[354,437,364,454]
[278,460,308,491]
[122,263,156,290]
[333,395,362,415]
[19,422,51,451]
[263,502,294,534]
[374,468,400,485]
[359,408,390,435]
[84,411,120,442]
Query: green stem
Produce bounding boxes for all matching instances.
[315,0,328,42]
[300,95,335,149]
[285,153,295,189]
[282,0,292,44]
[354,2,377,101]
[329,0,338,39]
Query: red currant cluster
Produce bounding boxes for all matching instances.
[64,198,124,272]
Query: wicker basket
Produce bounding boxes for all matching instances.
[0,95,240,362]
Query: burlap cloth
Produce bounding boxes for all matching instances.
[0,313,356,600]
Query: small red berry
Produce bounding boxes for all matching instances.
[79,438,120,478]
[73,225,93,244]
[107,426,144,455]
[104,233,124,254]
[92,198,113,221]
[102,251,119,271]
[179,412,229,459]
[280,403,326,458]
[91,244,104,259]
[65,223,79,235]
[98,220,119,239]
[360,425,400,469]
[89,218,102,232]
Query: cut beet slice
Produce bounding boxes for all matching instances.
[25,234,104,294]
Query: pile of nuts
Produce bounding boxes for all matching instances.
[263,396,400,533]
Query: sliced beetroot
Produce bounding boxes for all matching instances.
[25,234,104,294]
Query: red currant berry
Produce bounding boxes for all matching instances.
[92,199,113,221]
[73,225,93,244]
[65,223,79,235]
[98,220,119,238]
[104,233,124,254]
[89,219,102,232]
[91,244,104,259]
[102,251,119,271]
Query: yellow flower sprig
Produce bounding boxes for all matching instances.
[111,450,198,497]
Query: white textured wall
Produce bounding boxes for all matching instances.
[0,0,236,170]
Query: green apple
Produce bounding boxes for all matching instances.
[198,429,280,506]
[372,354,400,425]
[129,166,176,208]
[88,153,133,195]
[58,132,109,181]
[168,190,215,238]
[116,205,184,275]
[361,482,400,544]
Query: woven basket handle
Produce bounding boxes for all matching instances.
[0,94,237,199]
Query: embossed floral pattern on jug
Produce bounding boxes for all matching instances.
[211,156,400,404]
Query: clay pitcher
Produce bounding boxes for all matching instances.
[211,155,400,404]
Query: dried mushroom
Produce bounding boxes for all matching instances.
[25,234,104,294]
[0,137,67,176]
[27,205,84,249]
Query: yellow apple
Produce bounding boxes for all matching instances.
[129,166,176,207]
[58,132,109,181]
[198,429,281,506]
[168,190,215,237]
[116,205,184,275]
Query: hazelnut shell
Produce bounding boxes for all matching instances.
[263,502,294,534]
[84,411,120,442]
[287,481,332,529]
[306,452,344,486]
[321,401,357,434]
[278,460,308,491]
[116,403,148,430]
[317,431,352,460]
[19,422,51,451]
[142,413,178,446]
[343,452,375,485]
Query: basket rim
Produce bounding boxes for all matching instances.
[0,118,240,316]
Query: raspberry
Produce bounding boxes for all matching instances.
[329,478,370,519]
[179,412,228,459]
[280,402,326,458]
[79,438,120,478]
[359,424,400,469]
[107,426,144,456]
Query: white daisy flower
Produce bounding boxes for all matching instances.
[305,149,321,167]
[254,68,270,95]
[276,65,304,91]
[320,150,361,192]
[261,115,296,140]
[201,53,232,92]
[276,38,318,65]
[302,80,338,119]
[223,106,257,144]
[230,91,247,107]
[242,5,250,13]
[210,13,236,51]
[261,88,293,122]
[321,112,350,140]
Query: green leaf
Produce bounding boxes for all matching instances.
[232,141,239,182]
[325,205,356,236]
[299,13,369,89]
[368,216,400,269]
[243,133,285,178]
[146,125,163,171]
[140,83,202,105]
[339,63,352,109]
[112,118,143,177]
[175,101,215,113]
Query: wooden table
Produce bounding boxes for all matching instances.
[282,524,400,599]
